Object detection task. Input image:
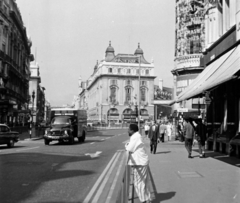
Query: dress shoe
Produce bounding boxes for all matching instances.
[188,155,193,158]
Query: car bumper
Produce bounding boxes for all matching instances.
[44,134,69,140]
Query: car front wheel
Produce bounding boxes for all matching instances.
[44,139,49,145]
[7,139,15,148]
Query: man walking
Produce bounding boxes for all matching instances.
[159,122,167,142]
[183,118,195,158]
[195,119,207,158]
[125,123,151,203]
[148,121,160,154]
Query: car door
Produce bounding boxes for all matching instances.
[0,126,11,143]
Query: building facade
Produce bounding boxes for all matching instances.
[174,0,240,157]
[0,0,33,126]
[29,61,46,124]
[80,42,156,124]
[172,0,206,111]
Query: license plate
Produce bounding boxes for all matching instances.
[52,136,60,140]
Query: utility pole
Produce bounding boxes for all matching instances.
[138,56,141,131]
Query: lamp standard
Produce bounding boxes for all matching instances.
[30,90,35,139]
[138,56,141,130]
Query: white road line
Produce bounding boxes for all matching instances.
[92,152,121,203]
[90,142,95,144]
[101,139,105,141]
[105,151,125,203]
[16,147,40,152]
[82,151,119,203]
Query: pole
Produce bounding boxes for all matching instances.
[138,56,141,131]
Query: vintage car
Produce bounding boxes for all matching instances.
[0,124,20,148]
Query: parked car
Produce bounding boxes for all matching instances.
[0,124,20,148]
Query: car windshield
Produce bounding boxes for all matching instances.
[51,117,70,125]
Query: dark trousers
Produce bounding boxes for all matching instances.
[145,130,149,136]
[185,138,193,155]
[160,133,165,142]
[150,140,158,154]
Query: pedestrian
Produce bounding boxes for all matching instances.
[159,122,167,142]
[125,123,152,203]
[183,118,195,158]
[144,122,150,138]
[166,121,172,141]
[195,119,207,158]
[148,121,160,154]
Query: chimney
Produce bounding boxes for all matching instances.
[159,79,163,91]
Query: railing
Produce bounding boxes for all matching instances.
[116,152,134,203]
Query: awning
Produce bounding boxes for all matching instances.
[176,45,240,102]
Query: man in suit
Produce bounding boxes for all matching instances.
[148,120,160,154]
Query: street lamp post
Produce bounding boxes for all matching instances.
[30,90,35,139]
[138,56,141,130]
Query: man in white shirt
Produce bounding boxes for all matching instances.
[125,124,151,203]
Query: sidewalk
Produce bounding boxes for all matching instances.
[133,139,240,203]
[18,127,44,140]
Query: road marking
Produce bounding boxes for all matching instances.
[105,150,125,203]
[122,140,129,144]
[16,147,40,152]
[90,142,95,144]
[101,139,105,141]
[82,151,119,203]
[85,151,102,158]
[92,152,121,203]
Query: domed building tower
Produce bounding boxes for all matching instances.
[105,41,115,62]
[82,42,156,124]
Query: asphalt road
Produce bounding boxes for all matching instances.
[0,129,129,203]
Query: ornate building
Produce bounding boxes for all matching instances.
[79,42,156,124]
[172,0,206,111]
[0,0,33,125]
[29,61,46,124]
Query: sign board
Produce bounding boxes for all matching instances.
[177,108,188,113]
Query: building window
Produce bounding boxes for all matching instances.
[110,87,117,103]
[140,88,146,102]
[127,69,131,74]
[126,80,131,86]
[108,68,112,73]
[141,80,147,86]
[125,87,131,102]
[145,69,149,75]
[2,43,6,53]
[189,40,201,54]
[110,79,117,86]
[118,68,121,74]
[136,69,140,75]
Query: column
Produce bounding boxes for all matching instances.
[218,1,223,36]
[229,0,236,27]
[223,98,228,132]
[238,97,240,133]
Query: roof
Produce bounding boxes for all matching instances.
[175,45,240,102]
[110,54,150,64]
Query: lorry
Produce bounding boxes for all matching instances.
[43,108,87,145]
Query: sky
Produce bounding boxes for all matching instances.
[17,0,176,106]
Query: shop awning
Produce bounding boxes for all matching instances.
[175,45,240,102]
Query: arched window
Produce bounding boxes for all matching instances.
[140,88,146,102]
[125,87,131,102]
[110,87,117,102]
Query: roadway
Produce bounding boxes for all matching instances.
[0,129,129,203]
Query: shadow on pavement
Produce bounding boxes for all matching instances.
[152,192,176,203]
[0,145,25,150]
[193,149,240,167]
[155,151,171,154]
[0,152,95,203]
